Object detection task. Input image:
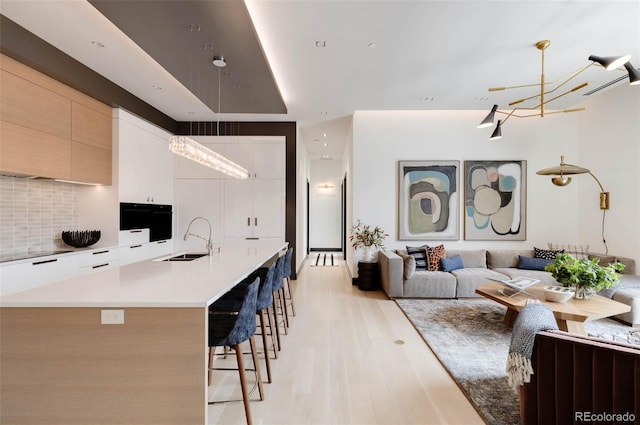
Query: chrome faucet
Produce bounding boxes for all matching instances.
[183,216,213,256]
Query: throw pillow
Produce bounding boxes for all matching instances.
[426,244,446,271]
[396,251,417,279]
[534,247,564,260]
[406,246,428,270]
[441,254,464,272]
[587,254,617,267]
[517,256,552,271]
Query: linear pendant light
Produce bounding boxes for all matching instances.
[169,135,249,179]
[169,55,249,179]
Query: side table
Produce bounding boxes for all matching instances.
[358,261,380,291]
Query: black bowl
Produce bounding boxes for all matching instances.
[61,230,101,248]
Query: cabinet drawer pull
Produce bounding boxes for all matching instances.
[130,230,143,233]
[32,258,58,266]
[92,263,110,269]
[93,250,109,255]
[246,237,259,240]
[247,217,251,226]
[130,244,142,249]
[157,240,167,244]
[254,217,258,226]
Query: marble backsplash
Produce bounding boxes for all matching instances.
[0,175,78,259]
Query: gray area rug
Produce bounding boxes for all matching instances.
[395,298,640,425]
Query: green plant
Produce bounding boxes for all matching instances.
[544,253,624,292]
[349,219,388,249]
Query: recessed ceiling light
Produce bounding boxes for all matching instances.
[323,143,328,147]
[323,133,327,138]
[315,41,326,47]
[91,41,105,48]
[152,85,163,90]
[368,42,376,48]
[474,97,489,101]
[320,111,328,115]
[419,97,435,101]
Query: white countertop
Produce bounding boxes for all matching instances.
[0,240,287,308]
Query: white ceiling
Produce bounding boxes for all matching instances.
[1,0,639,160]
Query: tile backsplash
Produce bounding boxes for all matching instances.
[0,176,78,258]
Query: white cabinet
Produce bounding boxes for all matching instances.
[223,139,284,179]
[0,255,78,296]
[173,135,285,244]
[117,109,174,204]
[117,229,172,265]
[174,179,224,251]
[224,179,284,240]
[75,248,118,275]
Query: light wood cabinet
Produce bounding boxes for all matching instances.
[0,54,112,184]
[71,141,112,184]
[71,101,112,150]
[0,69,71,138]
[0,120,71,179]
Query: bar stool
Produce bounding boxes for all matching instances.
[271,253,289,349]
[282,247,296,317]
[208,276,263,425]
[252,262,279,382]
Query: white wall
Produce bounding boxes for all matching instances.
[309,159,342,249]
[295,126,309,274]
[349,109,583,274]
[577,84,640,262]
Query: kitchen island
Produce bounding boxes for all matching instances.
[0,239,287,425]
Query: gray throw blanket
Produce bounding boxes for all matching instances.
[506,302,558,390]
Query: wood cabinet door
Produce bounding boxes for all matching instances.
[71,102,112,150]
[0,121,71,179]
[0,69,71,139]
[71,141,112,185]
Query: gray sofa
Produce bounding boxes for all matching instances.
[379,248,640,326]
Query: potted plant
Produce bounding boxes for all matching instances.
[544,253,624,299]
[349,219,388,262]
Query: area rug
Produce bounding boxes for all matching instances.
[394,298,640,425]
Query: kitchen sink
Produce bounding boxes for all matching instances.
[163,253,208,262]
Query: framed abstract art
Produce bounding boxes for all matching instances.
[398,160,460,240]
[463,160,526,241]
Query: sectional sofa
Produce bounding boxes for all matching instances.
[378,248,640,326]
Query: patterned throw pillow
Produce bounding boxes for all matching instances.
[406,246,428,270]
[426,244,446,271]
[534,247,564,260]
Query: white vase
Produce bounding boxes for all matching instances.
[363,246,374,262]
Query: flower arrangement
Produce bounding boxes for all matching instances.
[545,253,624,297]
[349,219,388,249]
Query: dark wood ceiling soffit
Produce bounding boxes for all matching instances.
[0,15,177,134]
[88,0,287,115]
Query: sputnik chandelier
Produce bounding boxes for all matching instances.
[478,40,640,140]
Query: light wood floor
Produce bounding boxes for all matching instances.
[207,255,485,425]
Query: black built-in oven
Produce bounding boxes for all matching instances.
[120,203,172,242]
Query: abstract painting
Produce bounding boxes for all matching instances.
[464,160,526,241]
[398,161,460,240]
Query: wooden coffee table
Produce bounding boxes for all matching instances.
[476,282,631,335]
